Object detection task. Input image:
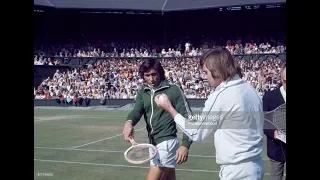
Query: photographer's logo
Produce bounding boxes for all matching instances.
[187,114,221,126]
[37,172,53,177]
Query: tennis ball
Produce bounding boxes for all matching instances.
[158,94,166,101]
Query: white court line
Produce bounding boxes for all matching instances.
[34,115,82,122]
[34,116,127,122]
[34,159,281,176]
[34,147,268,160]
[70,127,145,149]
[35,147,122,152]
[34,158,217,173]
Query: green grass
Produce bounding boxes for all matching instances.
[34,108,285,180]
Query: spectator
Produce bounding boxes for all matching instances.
[34,36,286,60]
[35,55,285,100]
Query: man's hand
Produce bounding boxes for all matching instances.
[123,120,134,142]
[274,130,279,139]
[154,94,173,111]
[155,94,179,120]
[176,146,189,165]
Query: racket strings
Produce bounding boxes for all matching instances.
[269,105,286,134]
[126,146,155,162]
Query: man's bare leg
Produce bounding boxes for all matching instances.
[146,166,176,180]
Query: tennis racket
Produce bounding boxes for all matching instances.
[264,103,286,143]
[124,138,158,164]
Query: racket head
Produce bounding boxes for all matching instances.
[264,103,286,135]
[124,139,158,165]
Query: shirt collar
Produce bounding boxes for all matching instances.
[215,74,243,90]
[147,80,163,90]
[280,86,286,103]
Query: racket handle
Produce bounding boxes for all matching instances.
[129,138,137,145]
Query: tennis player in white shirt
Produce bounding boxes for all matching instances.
[155,48,264,180]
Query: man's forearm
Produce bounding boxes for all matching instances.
[167,105,179,119]
[126,110,141,126]
[167,104,215,142]
[181,133,192,148]
[167,106,192,145]
[166,105,194,140]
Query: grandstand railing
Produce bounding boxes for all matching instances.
[43,53,285,67]
[34,98,206,108]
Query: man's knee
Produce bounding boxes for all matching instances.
[159,167,175,180]
[147,166,175,180]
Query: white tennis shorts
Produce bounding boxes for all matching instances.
[150,137,179,168]
[219,158,264,180]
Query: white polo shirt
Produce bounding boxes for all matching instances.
[174,74,264,165]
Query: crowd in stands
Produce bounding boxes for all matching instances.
[34,36,285,104]
[34,56,61,65]
[34,37,286,65]
[34,55,285,103]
